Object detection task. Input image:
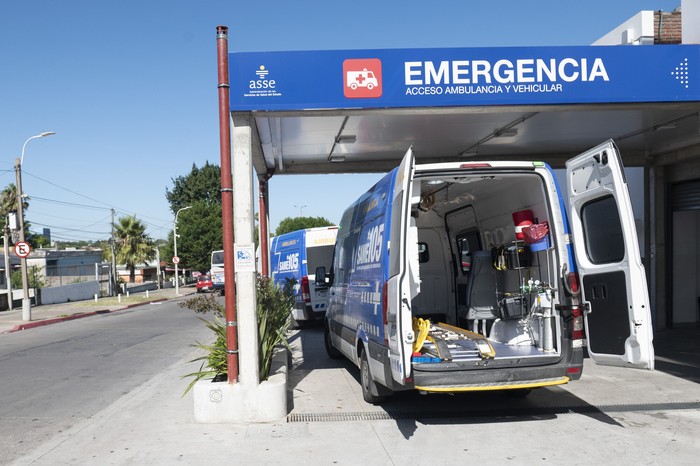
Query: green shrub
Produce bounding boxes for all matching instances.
[179,275,295,396]
[256,275,295,380]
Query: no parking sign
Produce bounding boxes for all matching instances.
[15,241,31,258]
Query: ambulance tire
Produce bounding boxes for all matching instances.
[360,348,387,404]
[505,388,533,398]
[324,320,342,359]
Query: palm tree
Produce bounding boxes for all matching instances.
[0,184,27,232]
[114,215,155,283]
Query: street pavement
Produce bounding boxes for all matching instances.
[0,286,197,334]
[2,290,700,465]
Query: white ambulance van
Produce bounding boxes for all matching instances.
[316,140,654,403]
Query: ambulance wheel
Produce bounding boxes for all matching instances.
[324,320,342,359]
[505,388,532,398]
[360,348,387,404]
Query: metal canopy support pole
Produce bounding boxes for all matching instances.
[216,26,239,384]
[258,176,270,277]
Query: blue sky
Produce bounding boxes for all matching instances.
[0,0,680,242]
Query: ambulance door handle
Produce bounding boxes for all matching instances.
[590,284,607,300]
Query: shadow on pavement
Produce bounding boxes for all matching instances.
[652,327,700,384]
[285,323,630,436]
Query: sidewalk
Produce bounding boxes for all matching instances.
[0,286,197,334]
[6,322,700,465]
[2,288,700,464]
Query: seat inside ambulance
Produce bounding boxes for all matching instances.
[462,250,500,334]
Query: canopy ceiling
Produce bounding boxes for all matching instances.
[247,103,700,176]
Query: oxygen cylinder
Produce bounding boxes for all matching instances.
[512,209,534,241]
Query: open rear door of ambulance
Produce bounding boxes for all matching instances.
[387,146,419,385]
[566,140,654,370]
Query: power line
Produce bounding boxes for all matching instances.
[5,168,176,241]
[29,196,111,211]
[23,169,173,225]
[29,221,110,235]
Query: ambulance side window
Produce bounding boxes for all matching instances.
[581,195,625,263]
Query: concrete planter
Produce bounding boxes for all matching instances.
[193,346,288,423]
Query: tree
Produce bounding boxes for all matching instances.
[166,162,222,211]
[0,183,44,248]
[0,183,27,233]
[165,162,224,272]
[171,201,222,273]
[11,266,46,289]
[113,215,156,283]
[274,216,334,236]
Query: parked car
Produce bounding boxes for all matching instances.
[196,274,214,293]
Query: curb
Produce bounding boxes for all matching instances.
[3,298,170,334]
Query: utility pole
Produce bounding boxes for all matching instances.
[111,209,118,296]
[15,157,31,320]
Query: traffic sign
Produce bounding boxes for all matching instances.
[15,241,31,258]
[172,256,180,264]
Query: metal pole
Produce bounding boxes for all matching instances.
[155,247,161,290]
[3,224,12,311]
[174,206,191,296]
[217,25,239,384]
[294,204,307,217]
[258,176,270,277]
[13,132,55,320]
[174,222,179,295]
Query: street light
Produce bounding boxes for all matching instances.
[294,204,307,217]
[173,206,192,295]
[15,131,56,321]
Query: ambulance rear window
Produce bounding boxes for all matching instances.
[581,195,625,263]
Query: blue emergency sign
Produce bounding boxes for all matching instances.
[229,45,699,111]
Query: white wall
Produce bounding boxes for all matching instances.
[683,0,700,43]
[40,281,101,305]
[593,11,655,45]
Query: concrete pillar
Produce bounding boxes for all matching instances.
[232,113,259,386]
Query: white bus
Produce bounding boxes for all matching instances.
[210,250,225,293]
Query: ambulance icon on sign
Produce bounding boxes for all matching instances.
[347,69,377,90]
[343,58,382,99]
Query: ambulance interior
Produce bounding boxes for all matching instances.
[409,170,566,363]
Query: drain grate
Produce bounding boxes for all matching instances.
[289,411,394,422]
[287,401,700,423]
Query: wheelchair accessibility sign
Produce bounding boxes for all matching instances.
[234,244,256,272]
